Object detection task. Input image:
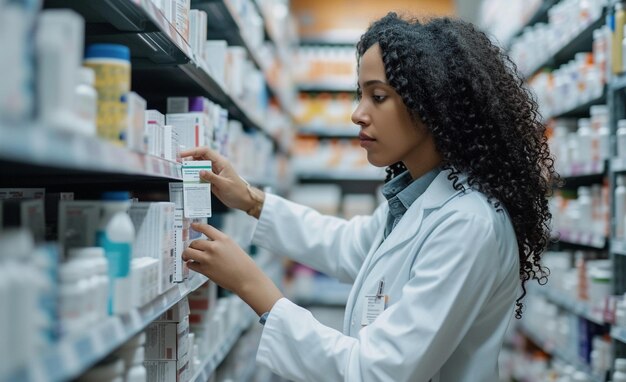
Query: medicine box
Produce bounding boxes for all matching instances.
[156,297,190,323]
[145,315,189,361]
[166,112,211,151]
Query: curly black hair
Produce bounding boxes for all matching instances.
[358,13,556,318]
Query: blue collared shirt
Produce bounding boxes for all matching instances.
[381,168,441,239]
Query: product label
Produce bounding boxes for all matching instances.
[181,161,212,218]
[97,232,132,314]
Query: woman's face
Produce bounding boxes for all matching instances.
[351,43,440,178]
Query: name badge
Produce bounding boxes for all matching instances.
[361,279,388,326]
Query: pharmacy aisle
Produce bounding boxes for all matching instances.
[0,0,294,381]
[480,0,626,381]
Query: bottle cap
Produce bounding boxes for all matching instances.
[85,44,130,61]
[101,191,130,201]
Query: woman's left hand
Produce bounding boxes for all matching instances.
[182,222,283,316]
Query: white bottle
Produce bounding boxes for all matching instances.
[36,10,85,133]
[617,175,626,239]
[614,358,626,382]
[68,247,109,320]
[59,261,86,335]
[618,119,626,158]
[74,67,97,136]
[577,118,593,165]
[97,192,135,315]
[578,187,593,232]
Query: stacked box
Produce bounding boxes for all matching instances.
[145,299,191,382]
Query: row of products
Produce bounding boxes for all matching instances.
[0,183,270,380]
[530,51,605,119]
[0,185,210,378]
[542,251,612,316]
[294,46,357,86]
[478,0,544,46]
[0,4,290,151]
[77,332,147,382]
[498,346,605,382]
[549,185,610,238]
[509,0,606,77]
[548,105,610,175]
[294,92,356,127]
[520,292,611,377]
[75,291,248,382]
[292,137,383,176]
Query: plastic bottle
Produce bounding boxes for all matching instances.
[59,261,86,335]
[617,175,626,239]
[614,2,626,74]
[74,66,97,136]
[84,44,131,145]
[97,192,135,315]
[68,247,109,320]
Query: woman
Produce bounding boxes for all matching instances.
[181,13,554,382]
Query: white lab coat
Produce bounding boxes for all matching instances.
[252,169,520,382]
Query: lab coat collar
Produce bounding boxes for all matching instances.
[372,169,468,260]
[420,169,469,210]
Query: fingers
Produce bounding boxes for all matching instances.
[191,223,226,241]
[181,247,205,262]
[189,239,214,251]
[199,169,224,186]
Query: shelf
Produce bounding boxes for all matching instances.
[297,82,356,92]
[532,286,605,325]
[191,0,292,115]
[555,229,607,250]
[611,239,626,256]
[0,125,182,183]
[297,125,359,138]
[524,14,604,79]
[550,90,607,120]
[190,307,255,382]
[559,160,606,178]
[46,0,280,148]
[518,323,604,382]
[7,274,208,382]
[296,170,384,182]
[611,326,626,343]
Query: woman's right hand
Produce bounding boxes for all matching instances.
[179,147,257,212]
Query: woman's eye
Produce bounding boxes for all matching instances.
[373,95,387,103]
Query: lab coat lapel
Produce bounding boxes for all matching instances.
[371,170,468,263]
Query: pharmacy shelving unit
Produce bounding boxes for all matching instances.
[522,9,605,79]
[505,0,557,47]
[8,274,207,382]
[1,0,292,380]
[45,0,290,154]
[191,0,295,116]
[498,1,616,378]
